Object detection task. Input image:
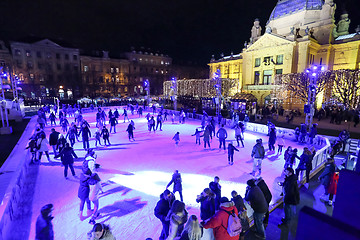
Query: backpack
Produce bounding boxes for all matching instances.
[221,209,242,237]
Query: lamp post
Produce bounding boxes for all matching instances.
[305,65,325,128]
[170,77,177,111]
[213,69,222,118]
[143,79,150,106]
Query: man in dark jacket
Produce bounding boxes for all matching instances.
[255,177,272,228]
[154,189,175,240]
[250,139,265,176]
[209,176,222,210]
[55,143,78,179]
[49,128,60,156]
[216,124,228,150]
[245,179,268,239]
[79,124,91,150]
[36,204,54,240]
[278,167,300,227]
[166,170,183,201]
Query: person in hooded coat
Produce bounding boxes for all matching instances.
[36,204,54,240]
[55,142,77,179]
[78,168,93,219]
[166,170,183,201]
[166,200,188,240]
[155,189,175,240]
[202,197,239,240]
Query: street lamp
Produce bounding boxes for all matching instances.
[170,77,177,111]
[304,65,325,128]
[213,69,222,119]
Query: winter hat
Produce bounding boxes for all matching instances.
[41,204,53,217]
[220,197,229,203]
[247,179,256,187]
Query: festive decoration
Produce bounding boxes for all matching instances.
[331,69,360,109]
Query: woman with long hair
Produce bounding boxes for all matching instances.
[179,215,202,240]
[87,223,116,240]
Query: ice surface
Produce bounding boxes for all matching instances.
[27,109,307,239]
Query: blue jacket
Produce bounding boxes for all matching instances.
[55,146,77,165]
[269,130,277,145]
[216,128,227,139]
[196,195,216,220]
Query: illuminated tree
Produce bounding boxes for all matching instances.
[331,70,360,109]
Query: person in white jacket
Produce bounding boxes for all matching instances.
[37,134,51,162]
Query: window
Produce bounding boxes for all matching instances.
[309,54,315,64]
[84,65,89,72]
[57,64,62,70]
[254,71,260,85]
[15,49,21,56]
[56,53,60,59]
[276,55,284,65]
[263,70,273,85]
[27,61,33,69]
[255,58,261,67]
[275,69,283,75]
[73,55,78,60]
[65,54,69,60]
[263,56,272,66]
[37,51,42,58]
[26,50,31,57]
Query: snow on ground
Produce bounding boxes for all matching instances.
[27,108,307,239]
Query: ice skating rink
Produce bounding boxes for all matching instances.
[27,108,307,239]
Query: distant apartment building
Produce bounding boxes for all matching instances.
[123,50,172,96]
[0,41,12,70]
[10,39,81,99]
[80,51,130,98]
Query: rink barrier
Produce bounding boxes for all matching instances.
[0,117,39,240]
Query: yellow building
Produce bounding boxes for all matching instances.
[209,0,360,108]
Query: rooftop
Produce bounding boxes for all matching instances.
[269,0,323,21]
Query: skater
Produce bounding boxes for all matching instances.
[56,134,67,153]
[66,124,77,147]
[277,135,286,154]
[202,197,239,240]
[55,143,77,179]
[308,123,317,144]
[227,143,239,165]
[126,121,135,141]
[49,112,56,126]
[88,172,103,225]
[109,115,118,133]
[122,108,130,122]
[79,123,91,150]
[94,130,102,147]
[37,134,51,162]
[163,110,168,121]
[294,127,300,142]
[60,116,69,133]
[26,138,38,164]
[234,123,244,147]
[146,112,151,121]
[101,126,110,146]
[78,168,92,220]
[191,128,203,145]
[166,170,183,202]
[216,124,227,150]
[156,114,163,131]
[173,132,180,146]
[203,127,211,149]
[285,148,299,170]
[209,176,221,210]
[35,204,54,240]
[87,223,116,240]
[166,200,188,240]
[49,128,60,155]
[283,146,292,169]
[114,108,120,119]
[278,167,300,228]
[138,106,143,117]
[295,147,312,182]
[171,112,176,124]
[154,189,175,240]
[148,116,156,132]
[245,179,268,239]
[268,127,276,151]
[250,139,265,176]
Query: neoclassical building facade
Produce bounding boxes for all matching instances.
[208,0,360,108]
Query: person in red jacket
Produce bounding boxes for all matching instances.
[202,197,239,240]
[327,171,339,206]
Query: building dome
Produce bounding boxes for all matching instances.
[269,0,324,21]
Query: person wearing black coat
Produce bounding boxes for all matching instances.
[154,189,175,240]
[319,158,336,201]
[79,124,91,150]
[245,179,268,239]
[209,176,221,210]
[279,167,300,227]
[55,143,78,179]
[196,188,216,221]
[166,170,183,201]
[49,128,60,155]
[35,204,54,240]
[268,127,277,151]
[255,177,272,228]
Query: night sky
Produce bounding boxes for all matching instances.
[0,0,359,65]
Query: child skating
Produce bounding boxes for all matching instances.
[191,128,203,145]
[228,143,239,165]
[173,132,180,146]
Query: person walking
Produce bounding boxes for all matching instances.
[227,143,239,165]
[35,204,54,240]
[37,134,51,162]
[209,176,221,210]
[166,170,183,202]
[202,197,240,240]
[179,215,203,240]
[216,124,228,150]
[166,200,188,240]
[49,112,56,126]
[244,180,268,239]
[154,189,175,240]
[49,128,60,156]
[55,143,77,179]
[278,167,300,228]
[250,139,265,176]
